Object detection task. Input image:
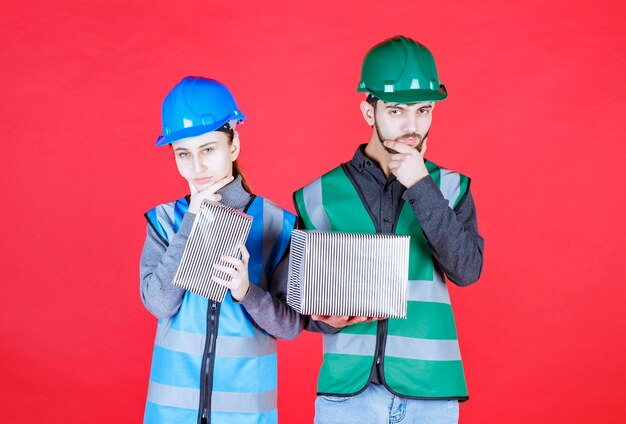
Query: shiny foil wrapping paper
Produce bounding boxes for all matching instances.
[172,200,252,302]
[287,230,410,318]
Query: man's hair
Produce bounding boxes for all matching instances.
[366,94,379,117]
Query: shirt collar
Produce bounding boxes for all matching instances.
[350,144,397,185]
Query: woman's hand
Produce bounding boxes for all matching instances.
[187,176,234,214]
[211,244,251,301]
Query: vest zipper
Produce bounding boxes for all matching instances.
[198,301,220,424]
[341,163,392,385]
[374,318,388,378]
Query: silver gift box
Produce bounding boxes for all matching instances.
[287,230,410,318]
[172,200,253,302]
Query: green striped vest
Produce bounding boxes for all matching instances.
[293,160,470,400]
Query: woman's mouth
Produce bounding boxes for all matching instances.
[194,177,212,185]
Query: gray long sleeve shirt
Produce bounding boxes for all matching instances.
[140,176,304,340]
[305,145,484,334]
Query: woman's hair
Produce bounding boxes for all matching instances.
[232,161,252,194]
[217,123,252,194]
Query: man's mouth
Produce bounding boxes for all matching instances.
[397,133,422,145]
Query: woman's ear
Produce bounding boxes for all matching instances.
[360,100,376,126]
[230,132,241,161]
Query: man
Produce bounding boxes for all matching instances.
[293,36,484,423]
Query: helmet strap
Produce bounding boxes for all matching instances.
[215,122,232,134]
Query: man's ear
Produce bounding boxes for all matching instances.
[230,132,241,161]
[360,100,376,127]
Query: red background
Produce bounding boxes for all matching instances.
[2,0,626,422]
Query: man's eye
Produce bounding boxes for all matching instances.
[178,152,189,158]
[418,108,430,115]
[203,148,213,154]
[390,109,402,115]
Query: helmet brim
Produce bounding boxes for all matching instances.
[156,114,245,146]
[359,86,448,104]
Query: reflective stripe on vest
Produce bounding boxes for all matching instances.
[323,333,461,361]
[147,381,277,413]
[294,161,469,399]
[143,196,295,423]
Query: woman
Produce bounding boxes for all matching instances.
[140,76,302,424]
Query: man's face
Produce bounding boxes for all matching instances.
[369,100,434,153]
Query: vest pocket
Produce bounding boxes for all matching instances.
[320,395,352,403]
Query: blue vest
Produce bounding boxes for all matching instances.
[143,196,295,424]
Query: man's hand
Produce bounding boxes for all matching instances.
[187,176,234,213]
[384,139,429,188]
[211,244,251,301]
[311,315,384,329]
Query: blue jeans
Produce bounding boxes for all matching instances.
[314,384,459,424]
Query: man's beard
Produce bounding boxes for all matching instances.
[375,121,428,154]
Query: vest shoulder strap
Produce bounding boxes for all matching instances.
[144,197,189,245]
[249,196,296,277]
[425,160,471,211]
[294,161,470,230]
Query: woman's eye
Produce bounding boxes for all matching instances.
[178,152,189,158]
[203,148,213,154]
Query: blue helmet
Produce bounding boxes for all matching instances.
[156,76,246,146]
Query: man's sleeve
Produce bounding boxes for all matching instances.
[403,176,484,287]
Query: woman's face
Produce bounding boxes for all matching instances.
[172,130,240,192]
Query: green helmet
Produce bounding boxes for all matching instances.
[357,36,447,103]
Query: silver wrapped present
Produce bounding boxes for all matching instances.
[287,230,410,318]
[172,200,252,302]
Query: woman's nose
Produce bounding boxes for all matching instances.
[193,156,206,173]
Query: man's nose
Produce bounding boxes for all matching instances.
[403,114,418,133]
